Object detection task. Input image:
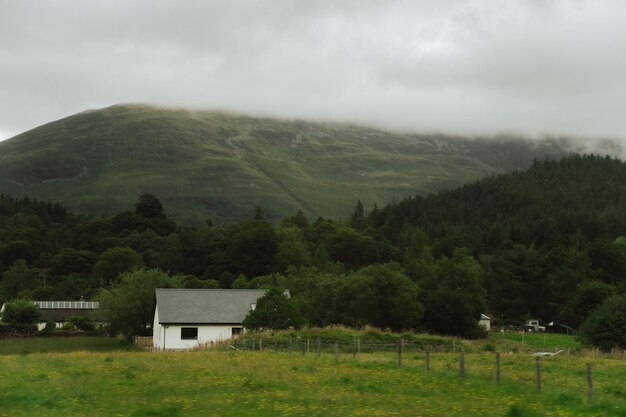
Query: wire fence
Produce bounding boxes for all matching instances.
[150,336,626,404]
[185,336,626,360]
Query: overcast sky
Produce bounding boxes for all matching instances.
[1,0,626,142]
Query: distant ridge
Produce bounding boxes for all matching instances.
[0,104,620,224]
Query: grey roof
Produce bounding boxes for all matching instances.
[155,289,267,324]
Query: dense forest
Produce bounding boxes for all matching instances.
[1,155,625,339]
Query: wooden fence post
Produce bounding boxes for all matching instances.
[425,348,430,371]
[307,339,310,354]
[535,356,541,393]
[459,350,465,378]
[252,340,255,351]
[587,363,593,401]
[496,352,501,384]
[316,337,321,357]
[259,338,262,351]
[397,341,402,368]
[334,342,338,361]
[357,338,361,354]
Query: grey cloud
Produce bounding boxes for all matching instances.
[1,0,626,143]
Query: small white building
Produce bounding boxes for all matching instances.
[479,313,492,331]
[153,288,267,350]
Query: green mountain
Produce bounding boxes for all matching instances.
[0,104,610,224]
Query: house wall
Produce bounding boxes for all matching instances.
[478,319,491,331]
[153,306,242,350]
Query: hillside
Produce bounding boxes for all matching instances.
[0,104,609,224]
[369,155,626,325]
[373,154,626,244]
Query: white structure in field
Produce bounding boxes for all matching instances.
[478,313,492,331]
[153,288,267,350]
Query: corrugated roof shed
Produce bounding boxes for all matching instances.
[155,289,267,324]
[1,301,99,322]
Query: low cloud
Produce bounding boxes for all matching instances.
[1,0,625,143]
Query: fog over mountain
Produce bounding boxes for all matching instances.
[2,1,626,145]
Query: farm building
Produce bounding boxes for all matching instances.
[153,288,267,350]
[0,301,99,330]
[478,313,492,331]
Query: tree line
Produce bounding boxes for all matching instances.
[0,155,625,347]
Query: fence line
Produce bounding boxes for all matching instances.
[171,338,616,404]
[138,334,626,361]
[134,332,626,404]
[218,337,624,358]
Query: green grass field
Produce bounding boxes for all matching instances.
[1,345,625,416]
[0,336,138,355]
[490,331,581,351]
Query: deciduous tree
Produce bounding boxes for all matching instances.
[242,287,304,330]
[579,294,626,350]
[1,299,40,332]
[97,268,181,338]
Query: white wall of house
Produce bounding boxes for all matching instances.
[152,307,242,350]
[478,318,491,331]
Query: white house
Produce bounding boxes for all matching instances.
[478,313,492,331]
[153,288,267,350]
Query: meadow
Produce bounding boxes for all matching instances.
[1,339,625,417]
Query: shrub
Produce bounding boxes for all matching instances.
[1,299,41,333]
[579,294,626,350]
[40,321,56,337]
[69,316,95,332]
[482,342,496,352]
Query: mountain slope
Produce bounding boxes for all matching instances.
[0,104,609,224]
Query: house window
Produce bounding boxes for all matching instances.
[232,327,242,336]
[181,327,198,340]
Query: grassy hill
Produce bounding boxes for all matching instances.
[0,104,596,224]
